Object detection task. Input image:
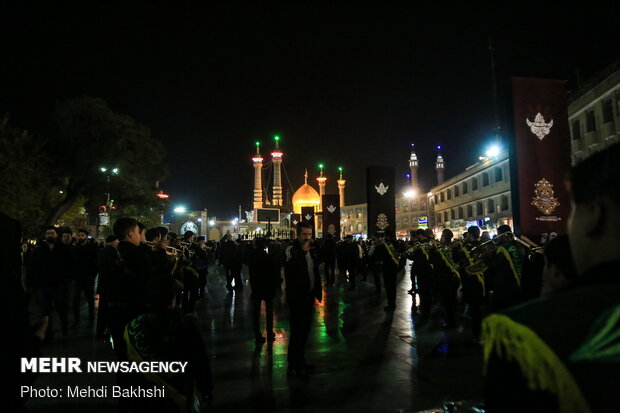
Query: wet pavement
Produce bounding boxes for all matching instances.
[24,263,484,412]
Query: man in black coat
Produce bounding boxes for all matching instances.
[72,229,98,327]
[284,221,322,375]
[322,233,337,286]
[31,226,73,337]
[248,238,278,343]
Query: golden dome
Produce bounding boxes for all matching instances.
[292,169,321,213]
[292,182,321,214]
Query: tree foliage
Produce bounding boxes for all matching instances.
[0,117,59,236]
[1,97,169,237]
[45,97,168,226]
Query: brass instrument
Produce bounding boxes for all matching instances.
[463,238,498,275]
[463,232,543,274]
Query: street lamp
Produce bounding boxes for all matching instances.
[174,206,187,213]
[485,145,501,158]
[99,166,120,208]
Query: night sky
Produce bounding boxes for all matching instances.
[2,3,618,218]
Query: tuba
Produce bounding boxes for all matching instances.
[463,238,498,275]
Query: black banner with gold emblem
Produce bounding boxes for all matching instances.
[300,206,315,238]
[509,77,572,239]
[290,213,301,238]
[367,166,395,237]
[321,194,340,240]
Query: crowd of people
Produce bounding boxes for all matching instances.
[9,142,620,412]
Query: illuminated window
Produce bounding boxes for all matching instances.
[571,120,581,141]
[586,110,596,132]
[462,182,468,194]
[482,173,490,187]
[472,177,479,191]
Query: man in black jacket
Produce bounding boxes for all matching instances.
[32,226,73,338]
[284,221,322,375]
[72,229,98,327]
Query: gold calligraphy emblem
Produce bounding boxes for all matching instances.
[531,178,560,215]
[377,213,389,230]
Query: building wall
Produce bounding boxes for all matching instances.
[340,203,367,235]
[395,195,430,236]
[568,66,620,164]
[428,151,512,234]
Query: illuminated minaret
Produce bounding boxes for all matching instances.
[271,135,283,207]
[337,166,346,207]
[435,145,445,185]
[409,143,419,189]
[316,163,326,211]
[252,141,264,213]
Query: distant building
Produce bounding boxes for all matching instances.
[428,150,512,237]
[568,62,620,164]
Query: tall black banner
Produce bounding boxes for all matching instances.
[509,77,572,239]
[290,213,301,239]
[367,166,395,237]
[321,194,341,240]
[300,206,315,238]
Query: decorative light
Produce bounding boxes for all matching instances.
[197,218,202,222]
[209,220,215,226]
[100,167,107,172]
[156,193,169,199]
[174,206,187,213]
[338,166,343,172]
[112,168,119,174]
[403,189,416,198]
[274,135,280,141]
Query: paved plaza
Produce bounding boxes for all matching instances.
[25,264,483,412]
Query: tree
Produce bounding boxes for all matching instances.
[44,97,168,226]
[0,116,59,236]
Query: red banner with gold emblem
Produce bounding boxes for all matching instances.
[510,77,572,239]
